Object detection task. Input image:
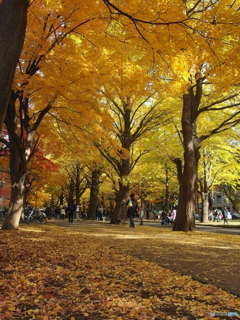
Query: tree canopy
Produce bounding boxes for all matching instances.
[1,0,240,230]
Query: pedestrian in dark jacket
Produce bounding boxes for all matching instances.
[67,203,75,224]
[127,193,138,228]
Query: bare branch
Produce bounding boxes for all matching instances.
[101,89,125,117]
[187,0,202,16]
[173,123,183,146]
[200,111,240,142]
[130,93,157,124]
[103,0,189,25]
[131,101,162,141]
[130,150,149,171]
[94,143,120,175]
[198,93,239,114]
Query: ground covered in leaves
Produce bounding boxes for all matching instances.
[0,222,240,320]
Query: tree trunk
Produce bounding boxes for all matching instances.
[67,178,75,208]
[2,94,28,229]
[87,170,100,219]
[173,93,199,231]
[59,193,64,206]
[202,192,209,223]
[75,163,81,207]
[2,142,26,230]
[0,0,28,130]
[164,164,170,212]
[111,181,129,224]
[201,149,210,222]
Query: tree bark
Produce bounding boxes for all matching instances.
[2,135,27,230]
[202,192,209,222]
[67,178,75,208]
[111,180,129,224]
[87,169,100,220]
[201,149,211,222]
[75,163,81,208]
[0,0,28,130]
[164,164,170,212]
[2,92,49,229]
[2,94,27,229]
[173,93,199,231]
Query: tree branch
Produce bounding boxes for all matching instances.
[200,111,240,142]
[197,93,239,115]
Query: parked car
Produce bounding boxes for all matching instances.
[231,212,240,219]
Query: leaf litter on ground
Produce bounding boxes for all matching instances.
[0,222,239,320]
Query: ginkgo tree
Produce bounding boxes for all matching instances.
[1,0,107,229]
[100,0,240,231]
[93,63,169,222]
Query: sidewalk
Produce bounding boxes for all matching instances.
[196,220,240,228]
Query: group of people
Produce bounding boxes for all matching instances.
[125,194,177,227]
[44,204,86,223]
[209,207,232,224]
[96,202,108,221]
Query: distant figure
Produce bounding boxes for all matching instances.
[208,209,213,222]
[227,210,232,220]
[60,206,66,219]
[96,202,104,221]
[171,209,177,222]
[223,206,229,225]
[67,203,75,224]
[127,193,139,228]
[76,205,80,219]
[214,208,222,222]
[139,201,145,225]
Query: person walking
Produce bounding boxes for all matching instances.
[67,203,75,224]
[60,206,66,219]
[223,206,229,225]
[127,193,138,228]
[214,208,221,222]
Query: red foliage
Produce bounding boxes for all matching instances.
[32,150,59,171]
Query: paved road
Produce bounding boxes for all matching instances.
[145,222,240,235]
[196,224,240,235]
[50,219,240,235]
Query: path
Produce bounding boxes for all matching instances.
[49,220,240,296]
[145,222,240,235]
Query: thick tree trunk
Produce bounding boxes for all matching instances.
[111,181,129,224]
[173,94,199,231]
[2,144,26,230]
[2,94,28,229]
[87,170,100,219]
[0,0,28,130]
[2,177,25,229]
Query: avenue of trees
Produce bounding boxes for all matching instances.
[0,0,240,230]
